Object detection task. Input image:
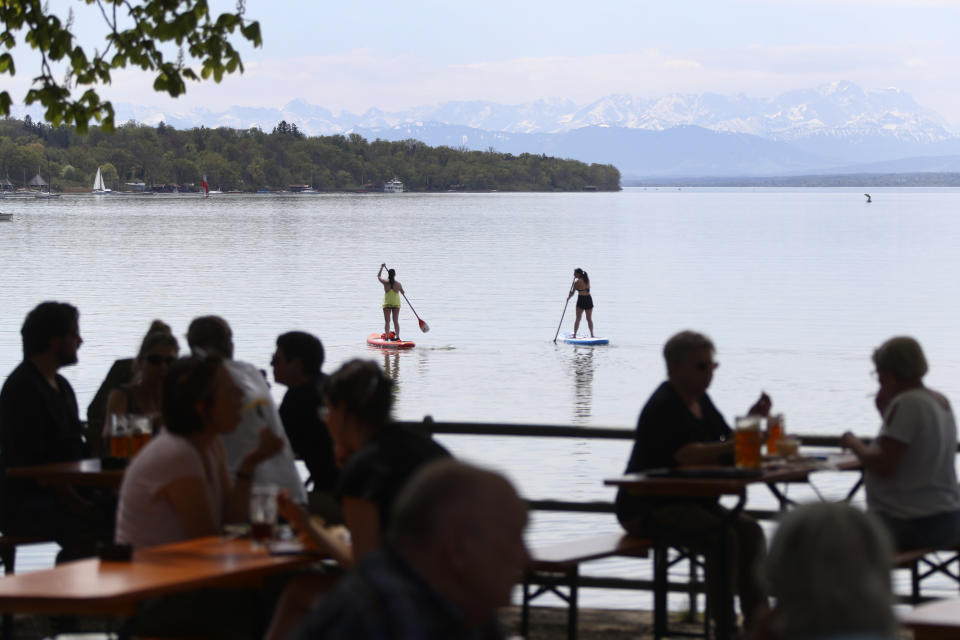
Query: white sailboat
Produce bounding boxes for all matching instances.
[92,167,112,194]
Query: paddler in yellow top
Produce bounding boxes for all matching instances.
[378,263,405,341]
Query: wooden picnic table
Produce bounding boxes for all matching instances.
[6,458,125,489]
[0,535,320,617]
[605,453,862,640]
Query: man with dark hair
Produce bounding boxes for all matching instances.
[0,302,110,551]
[289,460,529,639]
[186,316,306,502]
[272,332,337,496]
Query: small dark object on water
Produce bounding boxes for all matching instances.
[865,193,872,203]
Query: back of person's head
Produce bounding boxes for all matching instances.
[766,503,896,639]
[162,356,224,436]
[187,316,233,359]
[574,267,588,281]
[21,301,79,357]
[388,460,528,621]
[276,331,324,376]
[388,460,517,549]
[663,330,715,374]
[872,336,928,383]
[323,359,393,430]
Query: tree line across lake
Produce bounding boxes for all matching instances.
[0,117,621,193]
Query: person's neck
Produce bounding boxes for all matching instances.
[185,429,217,450]
[28,353,61,389]
[400,548,487,628]
[668,379,701,409]
[287,370,312,388]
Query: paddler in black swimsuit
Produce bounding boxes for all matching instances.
[568,268,595,338]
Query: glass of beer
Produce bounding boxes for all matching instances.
[128,414,152,457]
[735,416,762,469]
[766,413,785,455]
[108,414,131,459]
[249,484,278,547]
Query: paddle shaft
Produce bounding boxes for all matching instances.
[384,264,428,331]
[553,281,576,343]
[401,292,423,322]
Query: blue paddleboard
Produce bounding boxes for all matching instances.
[560,332,609,345]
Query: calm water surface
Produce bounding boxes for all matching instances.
[2,187,958,605]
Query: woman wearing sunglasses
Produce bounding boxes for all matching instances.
[103,327,179,438]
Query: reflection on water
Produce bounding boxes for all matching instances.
[570,346,595,425]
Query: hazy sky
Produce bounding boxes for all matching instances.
[10,0,960,121]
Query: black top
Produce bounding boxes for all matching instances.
[0,361,85,532]
[289,547,504,640]
[615,381,731,526]
[278,375,338,493]
[338,427,451,531]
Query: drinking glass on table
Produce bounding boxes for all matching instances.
[249,484,279,546]
[108,414,131,459]
[128,414,152,456]
[735,415,762,469]
[767,413,785,455]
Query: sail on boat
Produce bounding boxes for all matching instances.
[92,167,112,194]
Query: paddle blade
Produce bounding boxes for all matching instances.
[419,318,430,333]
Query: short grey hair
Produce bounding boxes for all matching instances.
[766,503,896,639]
[663,330,715,373]
[872,336,928,382]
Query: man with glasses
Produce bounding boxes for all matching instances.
[614,330,771,634]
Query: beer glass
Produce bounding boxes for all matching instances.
[735,416,762,469]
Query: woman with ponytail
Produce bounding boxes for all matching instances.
[567,267,596,338]
[278,359,450,565]
[378,263,404,340]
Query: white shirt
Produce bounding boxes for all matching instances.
[865,388,960,519]
[116,430,225,548]
[221,360,307,502]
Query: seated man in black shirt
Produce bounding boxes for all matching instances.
[615,330,770,632]
[0,302,112,555]
[272,332,338,506]
[289,460,529,640]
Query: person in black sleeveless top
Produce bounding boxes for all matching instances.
[567,267,595,338]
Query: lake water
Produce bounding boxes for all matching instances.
[2,187,958,607]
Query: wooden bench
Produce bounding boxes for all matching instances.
[894,545,960,604]
[521,533,651,640]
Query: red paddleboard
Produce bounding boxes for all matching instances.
[366,333,416,349]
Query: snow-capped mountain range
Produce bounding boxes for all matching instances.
[13,81,960,177]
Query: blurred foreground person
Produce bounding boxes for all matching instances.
[759,502,897,640]
[0,302,112,557]
[842,336,960,550]
[615,330,771,632]
[187,315,306,502]
[289,460,529,639]
[115,355,283,547]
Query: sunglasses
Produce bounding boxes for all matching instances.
[695,361,719,372]
[145,354,176,365]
